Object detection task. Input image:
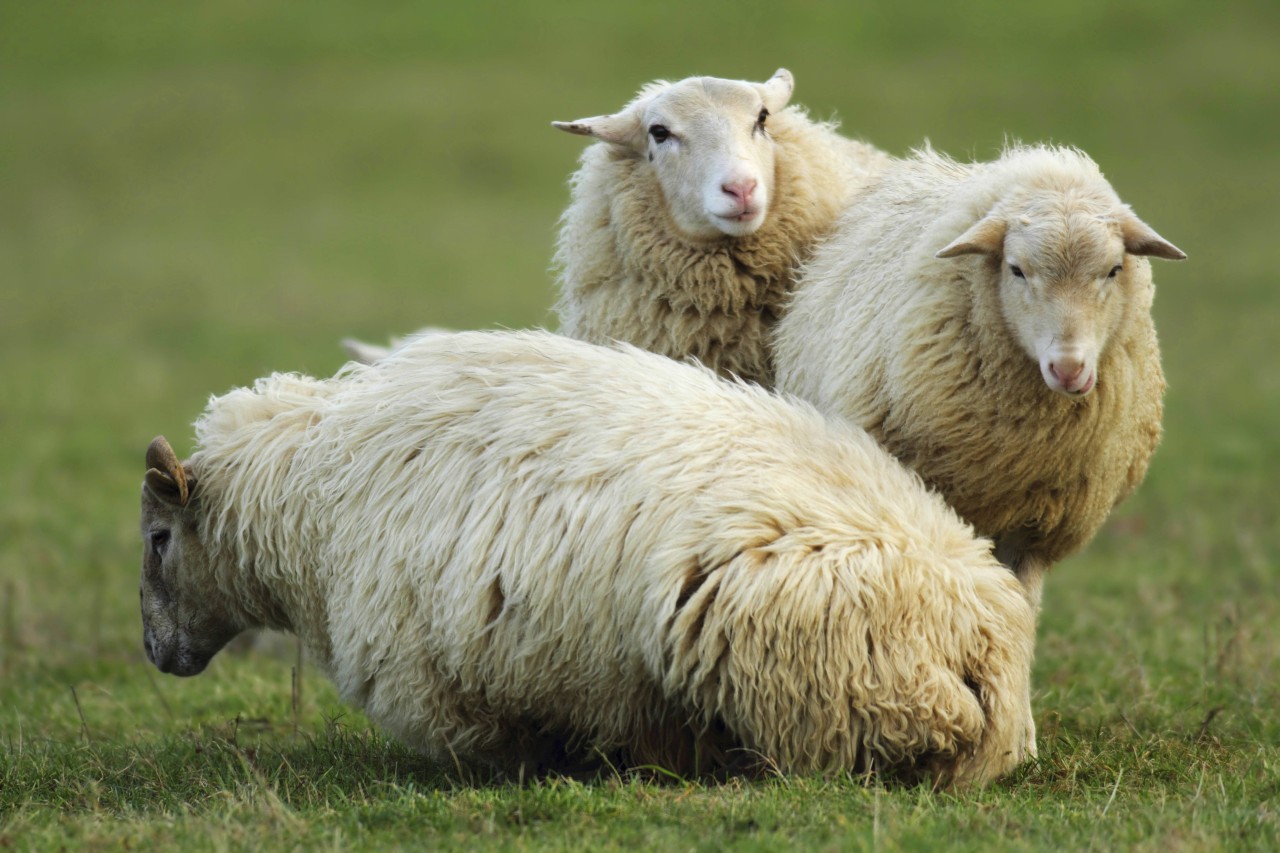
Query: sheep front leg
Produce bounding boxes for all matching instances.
[992,533,1044,760]
[992,533,1049,612]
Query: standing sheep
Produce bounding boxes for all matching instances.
[551,69,889,385]
[141,330,1035,788]
[774,145,1186,606]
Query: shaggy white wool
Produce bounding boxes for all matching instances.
[775,144,1183,604]
[142,330,1035,787]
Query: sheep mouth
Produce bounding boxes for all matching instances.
[1038,362,1097,397]
[713,209,766,236]
[150,644,214,677]
[717,209,761,224]
[1069,373,1097,396]
[1052,371,1096,397]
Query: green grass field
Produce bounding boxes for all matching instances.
[2,1,1278,848]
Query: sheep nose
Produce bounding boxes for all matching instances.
[721,179,757,206]
[143,630,156,664]
[1049,358,1085,385]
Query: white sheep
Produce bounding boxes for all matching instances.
[140,330,1035,788]
[551,68,889,386]
[773,144,1186,606]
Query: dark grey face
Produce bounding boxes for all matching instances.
[140,436,241,677]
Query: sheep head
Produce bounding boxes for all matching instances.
[936,158,1184,398]
[553,69,795,241]
[140,435,240,676]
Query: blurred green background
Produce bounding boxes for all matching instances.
[1,0,1277,833]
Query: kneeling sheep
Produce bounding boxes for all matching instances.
[140,330,1034,787]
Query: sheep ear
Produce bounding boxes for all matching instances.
[145,435,190,506]
[759,68,794,113]
[936,215,1008,258]
[1118,211,1186,260]
[551,112,643,147]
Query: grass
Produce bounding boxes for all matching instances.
[2,0,1278,848]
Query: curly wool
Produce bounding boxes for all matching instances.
[184,330,1034,787]
[554,109,888,386]
[775,145,1166,574]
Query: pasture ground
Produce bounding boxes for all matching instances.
[2,1,1277,848]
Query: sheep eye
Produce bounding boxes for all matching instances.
[757,108,769,127]
[1009,265,1025,279]
[149,529,171,557]
[648,124,670,144]
[1107,264,1122,279]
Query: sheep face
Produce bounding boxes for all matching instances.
[553,69,795,241]
[139,436,241,676]
[937,189,1184,397]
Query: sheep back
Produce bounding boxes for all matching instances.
[188,330,1034,784]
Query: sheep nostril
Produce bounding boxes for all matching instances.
[1050,361,1084,384]
[721,179,757,204]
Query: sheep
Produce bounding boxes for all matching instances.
[773,144,1186,608]
[550,68,890,386]
[140,329,1035,788]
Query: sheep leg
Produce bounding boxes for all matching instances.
[1015,555,1047,612]
[992,533,1048,612]
[991,534,1043,761]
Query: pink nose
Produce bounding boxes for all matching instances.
[1049,358,1085,385]
[721,179,757,206]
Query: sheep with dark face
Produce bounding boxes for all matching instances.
[140,330,1035,787]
